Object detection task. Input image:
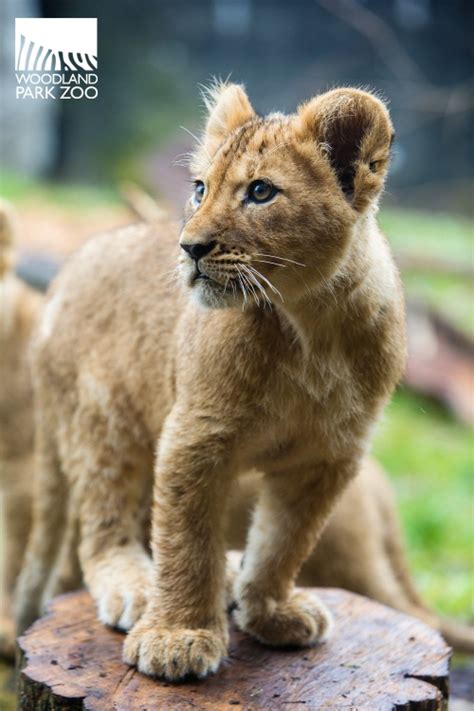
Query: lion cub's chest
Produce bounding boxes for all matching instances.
[250,346,366,469]
[278,336,362,412]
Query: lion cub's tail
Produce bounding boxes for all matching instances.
[438,618,474,655]
[379,478,474,655]
[387,532,474,654]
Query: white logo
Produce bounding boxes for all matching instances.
[15,18,98,100]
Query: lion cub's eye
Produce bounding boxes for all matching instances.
[247,180,278,204]
[192,180,205,206]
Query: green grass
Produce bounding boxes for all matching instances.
[0,662,15,711]
[374,388,473,619]
[370,211,473,621]
[380,209,474,335]
[0,172,120,208]
[380,209,473,262]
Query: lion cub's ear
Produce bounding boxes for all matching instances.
[203,81,255,143]
[297,88,394,212]
[191,81,255,173]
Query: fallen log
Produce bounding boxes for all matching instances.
[17,589,450,710]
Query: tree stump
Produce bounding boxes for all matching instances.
[17,589,450,710]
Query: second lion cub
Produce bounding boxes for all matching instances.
[16,83,405,680]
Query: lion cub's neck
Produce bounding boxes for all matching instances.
[276,212,396,362]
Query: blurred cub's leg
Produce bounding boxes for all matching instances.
[0,201,42,658]
[227,459,474,654]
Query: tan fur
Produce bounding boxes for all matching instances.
[1,282,471,659]
[1,195,471,659]
[15,84,408,680]
[0,202,42,657]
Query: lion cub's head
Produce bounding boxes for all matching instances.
[179,82,393,309]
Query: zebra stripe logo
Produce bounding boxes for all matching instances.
[15,18,97,72]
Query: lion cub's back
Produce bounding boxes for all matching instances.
[34,220,182,410]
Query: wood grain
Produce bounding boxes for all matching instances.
[17,589,450,710]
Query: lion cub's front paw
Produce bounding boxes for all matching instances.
[89,555,153,631]
[123,617,227,681]
[96,582,149,632]
[234,590,333,647]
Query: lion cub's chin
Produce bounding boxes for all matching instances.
[189,277,240,310]
[179,262,236,309]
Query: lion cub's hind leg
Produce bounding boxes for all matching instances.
[14,428,68,634]
[0,458,33,657]
[68,404,154,633]
[40,511,82,609]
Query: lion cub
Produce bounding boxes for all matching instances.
[0,202,42,658]
[16,84,405,680]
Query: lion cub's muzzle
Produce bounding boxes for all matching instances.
[180,238,219,284]
[180,240,217,262]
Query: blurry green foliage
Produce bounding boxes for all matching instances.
[374,389,473,618]
[0,172,120,207]
[381,210,473,335]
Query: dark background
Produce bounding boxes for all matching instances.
[3,0,474,214]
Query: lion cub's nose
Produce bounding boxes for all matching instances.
[181,240,217,261]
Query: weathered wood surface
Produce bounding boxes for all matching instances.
[17,589,450,710]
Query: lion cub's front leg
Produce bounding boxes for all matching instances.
[233,460,357,647]
[123,406,235,681]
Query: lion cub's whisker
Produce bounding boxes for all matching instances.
[223,273,231,296]
[248,277,272,310]
[244,264,284,304]
[164,266,182,286]
[253,253,306,267]
[238,265,268,308]
[235,267,249,308]
[242,276,258,308]
[240,265,274,309]
[238,266,261,307]
[247,272,272,309]
[253,259,287,269]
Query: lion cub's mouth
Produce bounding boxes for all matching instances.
[192,269,212,284]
